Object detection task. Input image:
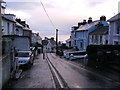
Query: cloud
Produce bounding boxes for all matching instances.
[4,0,119,42]
[5,0,40,2]
[5,9,31,19]
[6,2,41,10]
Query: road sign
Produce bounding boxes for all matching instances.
[42,40,48,46]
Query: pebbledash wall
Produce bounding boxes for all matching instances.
[2,54,11,88]
[2,38,12,88]
[0,1,2,89]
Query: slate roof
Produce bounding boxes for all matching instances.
[89,26,109,35]
[16,22,24,27]
[23,27,32,31]
[108,13,120,22]
[76,20,100,31]
[2,15,16,23]
[3,14,16,22]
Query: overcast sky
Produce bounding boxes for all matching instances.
[4,0,119,42]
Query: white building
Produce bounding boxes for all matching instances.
[2,14,16,35]
[37,35,42,45]
[31,33,37,45]
[15,19,24,36]
[89,26,109,45]
[46,37,56,53]
[71,16,109,51]
[66,37,71,48]
[108,13,120,45]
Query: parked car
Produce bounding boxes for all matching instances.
[64,51,85,59]
[69,53,88,60]
[15,50,34,68]
[64,51,86,59]
[69,51,87,60]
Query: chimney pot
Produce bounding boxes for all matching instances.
[88,17,92,23]
[83,19,87,25]
[100,16,106,21]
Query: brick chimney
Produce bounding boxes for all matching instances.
[16,18,21,23]
[100,16,106,21]
[72,26,79,31]
[88,17,92,24]
[21,21,26,27]
[78,22,83,26]
[83,20,87,25]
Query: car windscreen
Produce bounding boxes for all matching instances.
[17,52,30,57]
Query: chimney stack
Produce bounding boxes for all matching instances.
[100,16,106,21]
[88,17,92,23]
[72,26,79,31]
[16,18,21,23]
[78,22,83,26]
[83,20,87,25]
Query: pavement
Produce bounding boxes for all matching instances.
[3,54,54,89]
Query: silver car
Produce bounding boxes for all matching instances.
[15,50,34,67]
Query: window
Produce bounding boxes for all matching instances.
[100,35,102,44]
[105,40,108,45]
[114,41,118,45]
[95,35,98,43]
[16,29,19,31]
[80,42,83,48]
[74,40,76,45]
[17,52,30,57]
[117,26,120,34]
[91,35,94,43]
[114,41,119,45]
[116,21,120,34]
[7,22,9,34]
[12,24,15,34]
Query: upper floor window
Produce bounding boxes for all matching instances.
[80,42,83,48]
[114,41,120,45]
[114,41,119,45]
[116,21,120,34]
[12,24,15,34]
[7,22,10,34]
[100,35,102,44]
[105,40,108,45]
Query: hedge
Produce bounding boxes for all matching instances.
[86,45,120,70]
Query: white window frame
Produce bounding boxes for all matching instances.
[113,39,120,45]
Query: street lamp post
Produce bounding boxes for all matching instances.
[56,29,58,55]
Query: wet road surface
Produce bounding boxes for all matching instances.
[47,53,120,88]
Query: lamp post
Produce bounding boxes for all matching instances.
[56,29,58,55]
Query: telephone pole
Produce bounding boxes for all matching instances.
[56,29,58,55]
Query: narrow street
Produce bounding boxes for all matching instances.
[5,53,120,89]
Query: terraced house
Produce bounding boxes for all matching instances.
[108,13,120,45]
[71,16,109,51]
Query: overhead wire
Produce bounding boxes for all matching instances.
[40,0,56,29]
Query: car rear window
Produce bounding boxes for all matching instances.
[16,52,30,57]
